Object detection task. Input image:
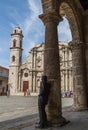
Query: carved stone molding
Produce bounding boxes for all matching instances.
[41,0,59,14]
[39,11,62,25]
[69,41,83,50]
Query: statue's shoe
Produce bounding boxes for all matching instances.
[35,124,48,129]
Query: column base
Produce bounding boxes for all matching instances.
[48,116,70,127]
[72,106,88,111]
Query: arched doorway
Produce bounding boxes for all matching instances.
[39,0,87,124]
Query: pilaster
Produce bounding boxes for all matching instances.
[83,11,88,105]
[70,41,87,110]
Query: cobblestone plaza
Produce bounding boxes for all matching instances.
[0,96,38,122]
[0,96,88,130]
[0,96,73,122]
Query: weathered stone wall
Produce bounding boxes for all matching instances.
[70,41,87,109]
[41,0,59,13]
[83,11,88,102]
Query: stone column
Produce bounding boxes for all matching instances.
[65,70,68,91]
[64,72,66,92]
[70,41,87,110]
[18,72,21,92]
[34,72,36,92]
[39,11,66,124]
[67,70,69,91]
[31,72,33,92]
[71,70,73,91]
[69,70,72,91]
[83,12,88,104]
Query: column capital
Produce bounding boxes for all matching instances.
[39,11,62,25]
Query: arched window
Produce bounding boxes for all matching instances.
[14,29,16,33]
[13,39,16,47]
[12,56,15,62]
[24,73,28,77]
[19,56,21,63]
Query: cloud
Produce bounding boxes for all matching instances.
[9,22,16,30]
[23,0,42,37]
[0,48,10,67]
[0,48,2,52]
[21,0,44,58]
[0,45,9,52]
[23,39,35,55]
[7,0,44,57]
[0,58,9,68]
[28,0,41,14]
[58,17,72,41]
[22,39,36,62]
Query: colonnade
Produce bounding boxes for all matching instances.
[39,0,88,124]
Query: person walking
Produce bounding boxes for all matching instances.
[7,84,10,97]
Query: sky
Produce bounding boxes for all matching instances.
[0,0,72,68]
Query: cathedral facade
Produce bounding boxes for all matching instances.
[9,26,72,95]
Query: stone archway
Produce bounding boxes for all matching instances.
[59,1,87,110]
[59,1,81,41]
[39,0,88,124]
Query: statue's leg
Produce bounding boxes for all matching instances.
[38,104,48,127]
[43,105,48,126]
[37,96,44,128]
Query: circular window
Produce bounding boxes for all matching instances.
[24,73,28,77]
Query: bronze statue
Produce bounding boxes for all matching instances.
[35,75,50,129]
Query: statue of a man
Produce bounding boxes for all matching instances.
[35,75,50,129]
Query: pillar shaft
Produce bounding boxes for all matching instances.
[71,42,87,110]
[39,11,66,124]
[18,73,21,91]
[83,12,88,104]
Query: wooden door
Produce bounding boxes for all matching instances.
[23,81,29,91]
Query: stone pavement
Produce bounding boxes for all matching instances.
[0,96,72,122]
[0,97,88,130]
[1,107,88,130]
[22,109,88,130]
[0,96,38,122]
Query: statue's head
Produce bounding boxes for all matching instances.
[41,75,47,82]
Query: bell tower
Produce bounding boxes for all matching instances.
[9,26,23,95]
